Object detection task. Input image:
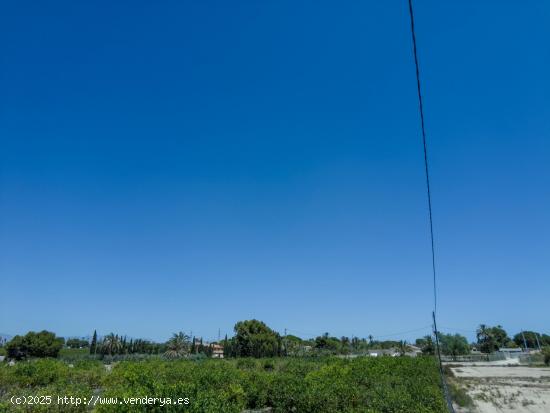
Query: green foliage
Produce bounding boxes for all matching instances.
[542,347,550,366]
[58,348,99,362]
[232,319,282,358]
[99,333,122,356]
[95,357,447,413]
[164,332,191,359]
[66,338,89,349]
[476,324,510,353]
[5,331,64,359]
[513,331,544,349]
[314,333,341,352]
[447,379,474,408]
[90,330,98,355]
[416,335,435,355]
[0,356,447,413]
[94,333,165,357]
[0,358,104,412]
[438,333,469,357]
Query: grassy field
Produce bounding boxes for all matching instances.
[0,356,447,412]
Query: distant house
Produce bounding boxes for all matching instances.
[405,345,422,357]
[211,343,224,359]
[367,345,421,358]
[192,338,224,358]
[368,349,399,357]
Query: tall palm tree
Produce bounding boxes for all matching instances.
[476,324,496,353]
[476,324,488,342]
[164,332,190,359]
[102,333,122,356]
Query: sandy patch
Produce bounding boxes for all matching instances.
[449,363,550,413]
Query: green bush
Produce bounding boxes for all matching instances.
[543,347,550,366]
[0,356,448,413]
[58,348,99,362]
[0,358,104,413]
[5,331,64,360]
[447,380,474,408]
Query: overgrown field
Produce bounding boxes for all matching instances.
[0,357,447,412]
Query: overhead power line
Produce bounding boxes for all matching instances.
[285,325,432,340]
[407,0,438,316]
[406,1,454,412]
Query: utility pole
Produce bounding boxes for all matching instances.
[535,333,542,351]
[432,312,455,413]
[521,330,529,352]
[218,328,220,342]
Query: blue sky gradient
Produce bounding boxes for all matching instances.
[1,1,549,342]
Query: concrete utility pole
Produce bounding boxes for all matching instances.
[521,330,529,352]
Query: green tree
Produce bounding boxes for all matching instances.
[314,333,340,353]
[223,334,229,357]
[233,319,281,358]
[513,331,540,349]
[416,335,435,355]
[438,333,469,357]
[66,338,89,349]
[476,324,510,353]
[542,347,550,366]
[90,330,97,355]
[100,333,122,356]
[6,331,64,359]
[368,335,374,346]
[164,332,190,359]
[284,334,305,356]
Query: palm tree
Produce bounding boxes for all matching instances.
[164,332,190,359]
[476,324,495,353]
[476,324,488,342]
[101,333,122,356]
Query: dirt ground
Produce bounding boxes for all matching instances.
[448,360,550,413]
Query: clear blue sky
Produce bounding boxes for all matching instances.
[1,1,548,343]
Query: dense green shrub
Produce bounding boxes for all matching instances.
[97,357,447,413]
[230,320,283,358]
[5,331,64,360]
[0,358,104,413]
[58,348,101,363]
[0,356,447,412]
[66,339,89,349]
[543,346,550,366]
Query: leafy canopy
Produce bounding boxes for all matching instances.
[5,330,64,360]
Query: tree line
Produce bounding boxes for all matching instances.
[2,321,550,362]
